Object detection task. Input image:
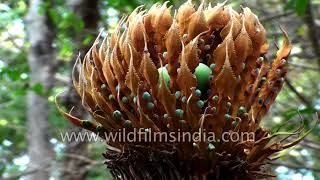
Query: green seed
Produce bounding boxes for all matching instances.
[210,63,216,70]
[224,114,231,120]
[175,91,181,99]
[108,94,114,101]
[212,107,217,113]
[147,102,155,110]
[182,96,187,103]
[195,89,201,97]
[133,96,137,104]
[96,125,104,132]
[113,110,122,120]
[196,100,204,109]
[163,51,168,59]
[100,84,107,91]
[142,92,151,101]
[239,106,246,114]
[212,95,219,102]
[124,120,132,128]
[232,121,238,128]
[175,109,184,118]
[122,96,128,104]
[194,63,211,92]
[163,114,169,120]
[208,143,215,151]
[158,67,170,86]
[226,102,232,108]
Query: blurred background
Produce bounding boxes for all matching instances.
[0,0,319,179]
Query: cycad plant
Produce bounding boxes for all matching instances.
[57,1,314,179]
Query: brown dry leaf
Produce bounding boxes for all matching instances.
[123,37,142,70]
[125,45,141,95]
[110,47,126,86]
[141,50,159,93]
[129,13,147,52]
[234,17,253,68]
[177,61,197,96]
[102,50,117,96]
[157,69,176,116]
[164,19,182,60]
[181,36,201,72]
[153,2,173,36]
[187,2,209,40]
[220,9,241,39]
[214,43,237,98]
[176,0,195,35]
[211,35,236,74]
[144,4,161,34]
[243,7,266,53]
[205,2,229,31]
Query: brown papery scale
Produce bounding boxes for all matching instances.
[56,1,316,179]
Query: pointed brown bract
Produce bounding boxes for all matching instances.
[181,36,201,71]
[56,1,314,179]
[158,70,177,116]
[176,0,195,35]
[177,61,197,96]
[187,2,209,40]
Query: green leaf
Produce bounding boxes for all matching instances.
[295,0,308,16]
[82,35,94,45]
[37,1,50,15]
[73,19,84,33]
[285,0,308,16]
[7,69,20,81]
[297,25,306,36]
[32,83,44,95]
[49,9,61,25]
[283,107,316,120]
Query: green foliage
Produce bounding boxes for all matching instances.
[285,0,309,16]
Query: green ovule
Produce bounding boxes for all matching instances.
[224,114,231,121]
[142,92,151,101]
[194,63,211,92]
[113,110,122,120]
[208,143,215,151]
[108,94,114,101]
[175,91,181,99]
[238,106,246,114]
[175,109,184,118]
[196,100,204,109]
[100,84,107,91]
[147,102,155,110]
[124,120,132,128]
[96,125,104,132]
[158,66,170,86]
[122,96,128,104]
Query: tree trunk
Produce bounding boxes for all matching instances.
[61,0,100,179]
[25,0,55,179]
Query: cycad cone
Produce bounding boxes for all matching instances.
[56,0,314,179]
